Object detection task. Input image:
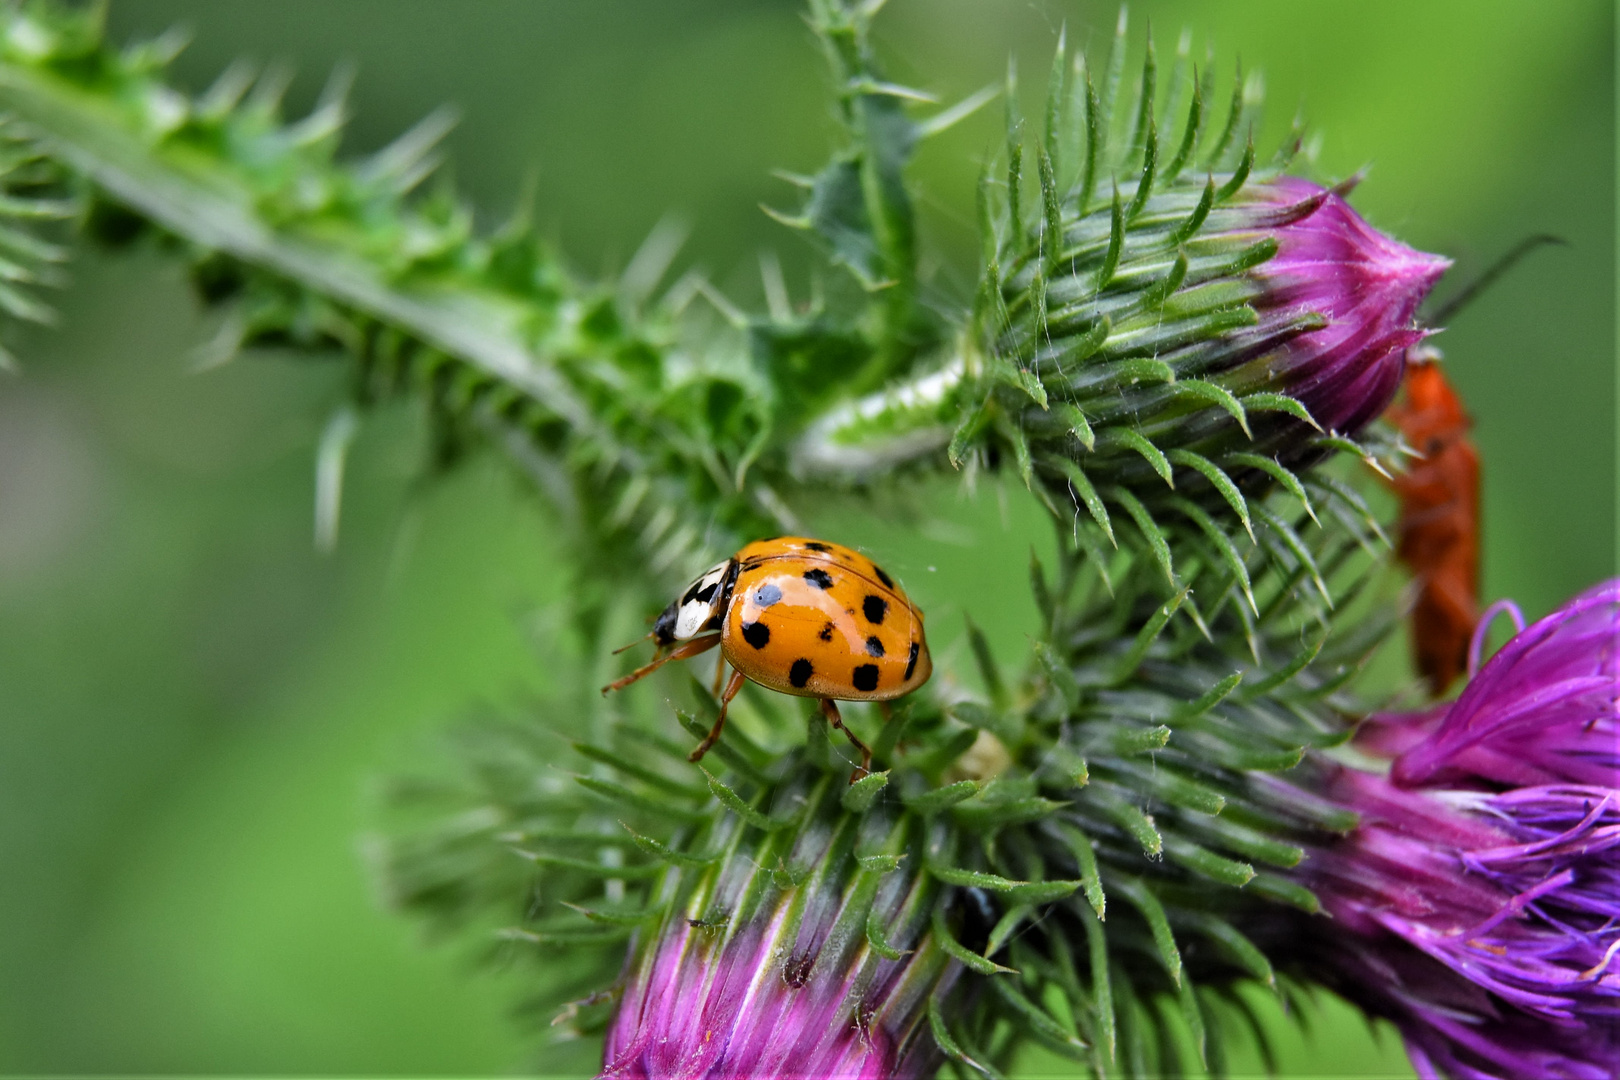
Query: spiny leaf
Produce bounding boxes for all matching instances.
[931,905,1017,975]
[1242,390,1321,430]
[1053,401,1096,450]
[1114,428,1173,487]
[1169,495,1256,613]
[841,769,890,813]
[1051,456,1115,545]
[1110,586,1189,684]
[1162,835,1256,886]
[1226,451,1315,523]
[1166,448,1252,538]
[964,613,1008,707]
[1050,820,1106,918]
[1113,877,1182,986]
[1173,378,1250,436]
[621,825,720,869]
[1167,175,1214,245]
[903,779,981,815]
[702,770,790,832]
[1108,486,1177,587]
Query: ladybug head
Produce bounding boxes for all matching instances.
[652,601,680,647]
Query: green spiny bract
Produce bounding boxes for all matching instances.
[796,16,1443,574]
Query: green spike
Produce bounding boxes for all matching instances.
[947,395,991,469]
[865,906,910,960]
[1044,29,1066,185]
[955,795,1068,830]
[1078,58,1101,215]
[1038,149,1062,268]
[1110,586,1189,683]
[1254,504,1330,603]
[575,775,705,821]
[964,613,1008,707]
[1310,473,1390,546]
[1248,873,1321,914]
[1125,94,1157,222]
[1138,247,1188,309]
[1114,878,1182,985]
[1214,136,1254,203]
[1030,547,1055,628]
[931,911,1016,974]
[1191,914,1274,986]
[1098,7,1129,159]
[1241,627,1327,698]
[1227,451,1315,523]
[990,977,1089,1058]
[1006,416,1035,486]
[1203,59,1244,168]
[841,770,890,813]
[1112,758,1225,814]
[571,742,707,800]
[1167,176,1214,244]
[903,779,982,815]
[1109,724,1171,755]
[560,900,664,926]
[1166,448,1252,538]
[1053,401,1096,450]
[1108,486,1177,587]
[1077,899,1116,1065]
[929,993,1004,1080]
[1099,796,1162,856]
[621,825,719,869]
[1162,61,1204,181]
[702,770,790,832]
[1169,492,1255,611]
[1051,457,1115,545]
[1162,835,1256,886]
[517,851,663,879]
[1173,378,1250,435]
[1051,822,1105,918]
[1097,185,1124,289]
[1178,975,1209,1070]
[1192,817,1304,867]
[1124,31,1156,170]
[1034,640,1083,711]
[1168,669,1243,725]
[1115,428,1173,486]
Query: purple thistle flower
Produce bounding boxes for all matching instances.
[598,809,960,1080]
[1388,579,1620,791]
[1281,581,1620,1078]
[1238,176,1452,435]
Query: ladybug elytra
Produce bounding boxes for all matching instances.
[604,537,932,775]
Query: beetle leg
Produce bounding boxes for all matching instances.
[712,651,727,698]
[819,698,873,782]
[690,669,747,762]
[602,634,720,694]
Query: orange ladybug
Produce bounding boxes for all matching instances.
[604,537,932,775]
[1385,347,1480,695]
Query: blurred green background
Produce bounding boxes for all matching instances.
[0,1,1610,1075]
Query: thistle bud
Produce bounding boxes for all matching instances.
[600,779,958,1079]
[1277,582,1619,1079]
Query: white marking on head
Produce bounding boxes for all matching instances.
[672,561,730,639]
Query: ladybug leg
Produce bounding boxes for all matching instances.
[712,650,727,698]
[690,669,747,763]
[601,634,720,695]
[819,698,872,783]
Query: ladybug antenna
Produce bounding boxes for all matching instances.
[1426,233,1567,325]
[612,632,656,655]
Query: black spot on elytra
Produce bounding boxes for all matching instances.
[742,621,770,649]
[804,541,829,552]
[803,567,834,589]
[682,582,701,604]
[695,580,719,603]
[874,565,894,589]
[865,636,885,658]
[904,641,920,680]
[862,595,888,624]
[789,658,814,688]
[852,664,880,692]
[819,622,835,642]
[755,583,782,607]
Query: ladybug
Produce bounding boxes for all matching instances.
[603,537,932,775]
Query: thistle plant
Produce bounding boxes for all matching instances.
[2,2,1608,1078]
